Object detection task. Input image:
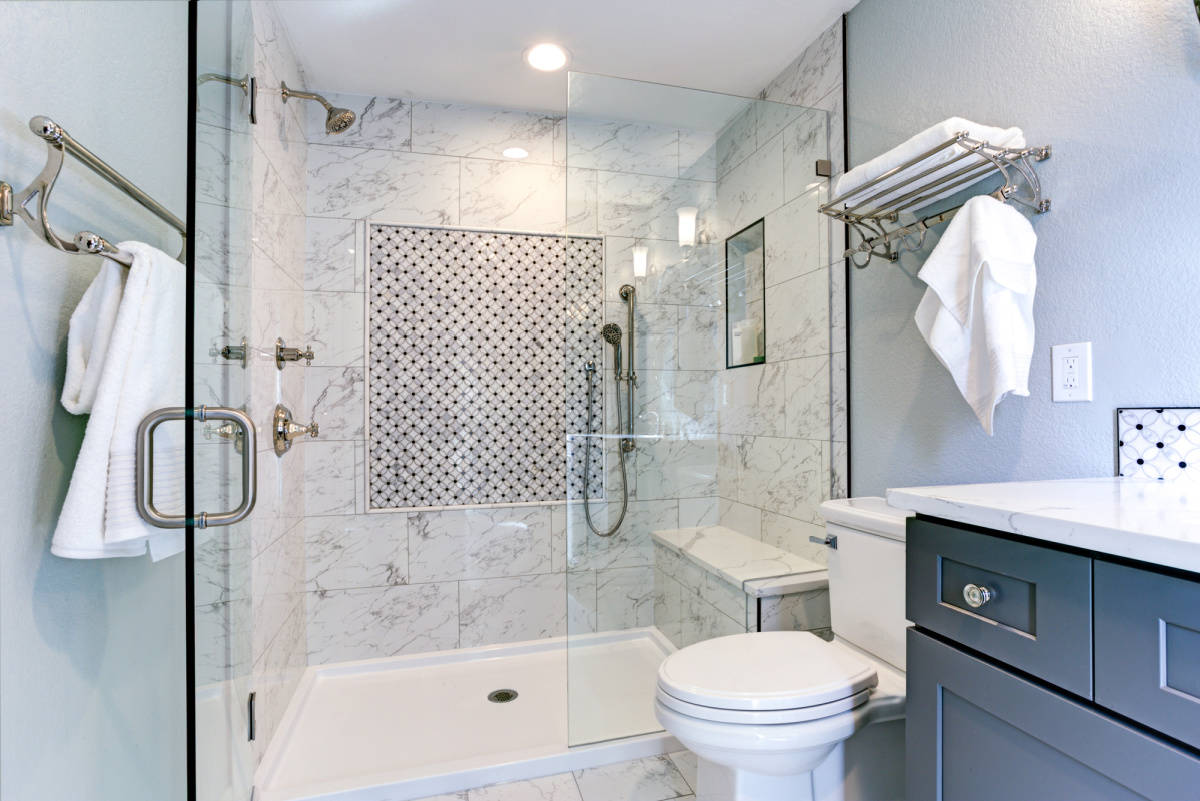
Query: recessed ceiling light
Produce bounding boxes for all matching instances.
[525,43,568,72]
[502,146,529,159]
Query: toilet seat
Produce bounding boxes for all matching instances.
[656,632,878,724]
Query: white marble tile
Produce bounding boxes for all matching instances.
[252,517,306,600]
[814,86,845,176]
[761,20,842,108]
[677,497,718,528]
[606,301,677,372]
[765,269,829,361]
[196,200,251,288]
[567,500,676,571]
[573,755,691,801]
[784,355,831,441]
[635,438,718,501]
[764,189,822,288]
[653,524,824,586]
[254,139,303,217]
[305,216,360,292]
[680,593,746,648]
[196,123,249,209]
[460,160,566,232]
[567,119,679,178]
[716,435,740,501]
[304,439,357,516]
[830,441,848,501]
[677,306,722,371]
[305,513,408,591]
[413,102,559,163]
[760,589,831,633]
[306,582,459,664]
[760,510,829,564]
[596,566,655,631]
[830,256,846,353]
[782,108,831,204]
[678,129,717,182]
[716,132,784,236]
[739,437,827,523]
[567,569,598,635]
[305,92,412,150]
[596,171,715,241]
[717,498,762,539]
[715,103,758,179]
[459,573,566,648]
[307,144,459,223]
[719,363,786,437]
[667,752,697,794]
[566,167,599,236]
[469,772,582,801]
[603,238,718,307]
[653,568,684,647]
[633,371,717,439]
[305,290,364,367]
[305,365,364,441]
[408,506,553,582]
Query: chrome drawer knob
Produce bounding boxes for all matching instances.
[963,583,995,608]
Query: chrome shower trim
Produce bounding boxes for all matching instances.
[280,81,356,134]
[618,284,636,453]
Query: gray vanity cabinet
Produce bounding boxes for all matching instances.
[906,518,1200,799]
[908,629,1200,800]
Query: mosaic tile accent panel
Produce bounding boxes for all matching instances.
[1117,407,1200,480]
[368,224,603,509]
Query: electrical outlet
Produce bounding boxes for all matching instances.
[1052,342,1093,402]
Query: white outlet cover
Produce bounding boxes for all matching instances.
[1052,342,1093,402]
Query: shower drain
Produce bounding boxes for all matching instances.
[488,689,518,704]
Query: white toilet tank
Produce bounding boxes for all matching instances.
[818,497,913,671]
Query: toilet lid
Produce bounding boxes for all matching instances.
[657,632,878,711]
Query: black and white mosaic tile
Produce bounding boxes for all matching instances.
[1117,407,1200,480]
[367,224,604,509]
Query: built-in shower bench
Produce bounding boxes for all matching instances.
[650,525,831,648]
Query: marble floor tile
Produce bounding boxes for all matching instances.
[468,772,582,801]
[573,755,691,801]
[667,752,697,793]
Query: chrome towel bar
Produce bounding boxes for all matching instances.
[0,116,186,267]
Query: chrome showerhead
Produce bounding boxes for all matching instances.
[601,323,623,345]
[280,81,357,135]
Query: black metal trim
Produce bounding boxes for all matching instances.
[724,216,767,370]
[185,2,198,799]
[840,12,853,496]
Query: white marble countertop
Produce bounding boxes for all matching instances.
[887,477,1200,574]
[652,525,827,596]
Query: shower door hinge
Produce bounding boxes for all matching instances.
[247,691,256,742]
[809,534,838,549]
[815,159,833,178]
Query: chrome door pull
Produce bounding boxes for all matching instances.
[136,406,257,529]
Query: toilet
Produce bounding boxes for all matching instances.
[654,497,912,801]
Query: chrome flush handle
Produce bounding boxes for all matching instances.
[963,583,996,609]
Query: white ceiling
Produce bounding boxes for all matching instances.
[275,0,858,113]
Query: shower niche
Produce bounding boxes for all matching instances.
[725,218,767,367]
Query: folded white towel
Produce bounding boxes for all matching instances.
[833,117,1026,213]
[914,195,1037,435]
[53,242,185,560]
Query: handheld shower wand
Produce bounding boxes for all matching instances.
[582,320,634,537]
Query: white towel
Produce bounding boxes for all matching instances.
[832,117,1026,213]
[914,196,1037,435]
[53,242,185,560]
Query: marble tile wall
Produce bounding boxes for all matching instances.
[194,0,311,766]
[710,19,848,567]
[300,88,726,663]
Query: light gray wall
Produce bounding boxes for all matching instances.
[845,0,1200,495]
[0,2,188,799]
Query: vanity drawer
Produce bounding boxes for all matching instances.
[906,517,1093,697]
[1095,561,1200,748]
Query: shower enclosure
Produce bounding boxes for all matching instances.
[187,7,832,793]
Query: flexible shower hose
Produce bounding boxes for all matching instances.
[582,365,629,537]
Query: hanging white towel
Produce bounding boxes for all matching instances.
[914,196,1037,435]
[832,117,1026,212]
[53,242,185,560]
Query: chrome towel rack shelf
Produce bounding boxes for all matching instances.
[0,116,186,267]
[819,132,1050,267]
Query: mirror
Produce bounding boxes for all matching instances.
[725,218,766,368]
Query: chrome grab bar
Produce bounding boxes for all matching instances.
[136,406,257,529]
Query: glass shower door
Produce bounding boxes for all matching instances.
[564,73,829,746]
[193,2,256,799]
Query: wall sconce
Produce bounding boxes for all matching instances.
[677,206,698,260]
[632,244,648,278]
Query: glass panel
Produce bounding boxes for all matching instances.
[194,1,255,799]
[565,72,827,746]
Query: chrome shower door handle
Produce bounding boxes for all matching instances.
[136,406,257,529]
